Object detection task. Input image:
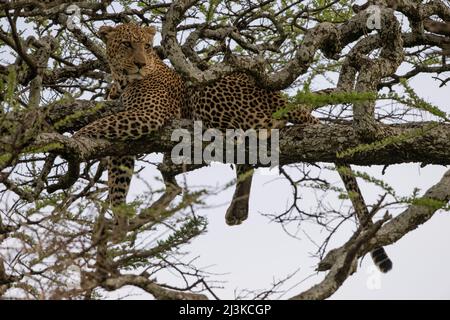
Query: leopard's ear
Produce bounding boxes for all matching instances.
[98,25,116,42]
[144,26,156,44]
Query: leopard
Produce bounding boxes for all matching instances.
[74,23,392,273]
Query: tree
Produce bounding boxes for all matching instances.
[0,0,449,300]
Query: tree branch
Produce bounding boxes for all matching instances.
[27,117,450,167]
[101,274,208,300]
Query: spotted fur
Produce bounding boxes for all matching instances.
[74,24,392,272]
[74,24,184,234]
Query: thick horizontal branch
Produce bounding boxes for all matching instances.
[279,122,450,166]
[4,99,449,166]
[32,118,450,167]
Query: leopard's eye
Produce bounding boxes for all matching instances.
[121,41,132,48]
[144,43,151,50]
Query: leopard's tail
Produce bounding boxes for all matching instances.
[337,164,393,273]
[284,106,393,272]
[371,247,393,273]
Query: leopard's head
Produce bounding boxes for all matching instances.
[98,23,156,82]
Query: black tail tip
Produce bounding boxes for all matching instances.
[371,247,393,273]
[378,259,393,273]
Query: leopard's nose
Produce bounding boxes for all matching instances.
[134,61,146,69]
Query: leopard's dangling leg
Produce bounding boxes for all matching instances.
[108,155,135,242]
[74,108,169,241]
[225,164,254,226]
